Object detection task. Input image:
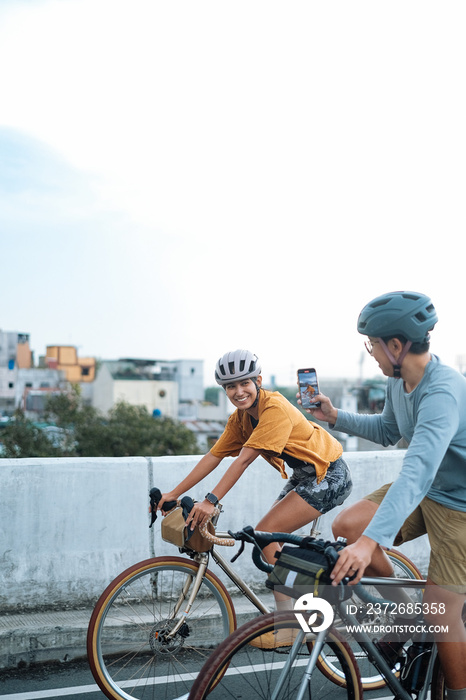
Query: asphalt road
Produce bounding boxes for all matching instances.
[0,657,389,700]
[0,659,105,700]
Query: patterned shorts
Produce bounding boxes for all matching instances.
[277,457,352,514]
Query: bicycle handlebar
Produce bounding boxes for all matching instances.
[227,525,343,574]
[228,526,420,609]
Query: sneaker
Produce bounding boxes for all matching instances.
[248,628,300,649]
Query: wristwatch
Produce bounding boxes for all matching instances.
[205,492,219,506]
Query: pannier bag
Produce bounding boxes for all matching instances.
[266,538,350,601]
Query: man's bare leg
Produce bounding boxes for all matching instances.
[332,499,394,576]
[423,581,466,692]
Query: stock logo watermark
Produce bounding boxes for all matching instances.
[293,593,335,633]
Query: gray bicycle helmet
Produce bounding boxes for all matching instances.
[357,291,437,343]
[215,349,262,386]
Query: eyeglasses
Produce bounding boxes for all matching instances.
[364,339,380,355]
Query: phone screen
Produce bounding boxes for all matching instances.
[297,368,321,408]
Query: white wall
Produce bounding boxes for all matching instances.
[113,378,178,417]
[0,450,430,612]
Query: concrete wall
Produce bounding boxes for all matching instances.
[0,450,430,613]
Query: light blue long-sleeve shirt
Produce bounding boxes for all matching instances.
[334,355,466,548]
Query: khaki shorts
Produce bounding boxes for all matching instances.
[365,483,466,592]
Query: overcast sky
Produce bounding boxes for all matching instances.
[1,0,465,387]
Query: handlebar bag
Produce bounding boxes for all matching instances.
[161,506,188,548]
[161,502,215,553]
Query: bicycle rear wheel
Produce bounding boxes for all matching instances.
[187,610,363,700]
[318,548,423,690]
[87,556,236,700]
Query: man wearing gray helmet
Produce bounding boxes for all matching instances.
[159,349,352,646]
[304,291,466,700]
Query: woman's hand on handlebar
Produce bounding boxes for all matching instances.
[296,391,339,425]
[158,491,179,514]
[185,500,216,530]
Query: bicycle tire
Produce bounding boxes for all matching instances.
[318,548,423,691]
[87,556,236,700]
[187,610,363,700]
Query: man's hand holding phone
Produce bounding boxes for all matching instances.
[296,367,339,425]
[303,394,339,425]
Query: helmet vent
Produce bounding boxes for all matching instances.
[239,360,245,372]
[228,361,235,374]
[426,304,435,313]
[415,312,427,322]
[371,299,390,308]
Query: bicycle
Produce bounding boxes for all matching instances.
[187,527,457,700]
[87,497,422,700]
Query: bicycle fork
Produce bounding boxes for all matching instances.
[166,554,210,639]
[269,629,328,700]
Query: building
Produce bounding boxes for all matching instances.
[179,389,231,450]
[43,346,96,383]
[0,330,32,415]
[91,359,179,418]
[16,368,68,419]
[0,333,98,417]
[172,359,204,402]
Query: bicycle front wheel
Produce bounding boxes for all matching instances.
[188,610,363,700]
[87,556,236,700]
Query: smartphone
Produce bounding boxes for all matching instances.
[297,368,321,409]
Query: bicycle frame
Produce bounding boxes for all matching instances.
[211,544,270,613]
[169,515,325,629]
[332,576,435,700]
[183,526,442,700]
[267,575,435,700]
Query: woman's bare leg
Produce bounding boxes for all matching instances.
[256,491,322,603]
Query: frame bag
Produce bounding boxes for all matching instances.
[266,538,350,602]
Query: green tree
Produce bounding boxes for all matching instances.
[44,385,103,456]
[102,402,200,457]
[45,386,199,457]
[1,387,200,458]
[0,410,62,458]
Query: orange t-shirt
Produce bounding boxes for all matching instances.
[210,389,343,482]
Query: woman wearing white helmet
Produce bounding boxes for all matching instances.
[159,349,352,644]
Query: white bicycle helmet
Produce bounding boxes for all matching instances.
[215,349,262,386]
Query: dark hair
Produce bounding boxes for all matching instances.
[382,334,431,355]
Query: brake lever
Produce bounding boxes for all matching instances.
[230,540,245,563]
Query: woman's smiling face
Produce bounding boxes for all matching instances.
[224,376,262,411]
